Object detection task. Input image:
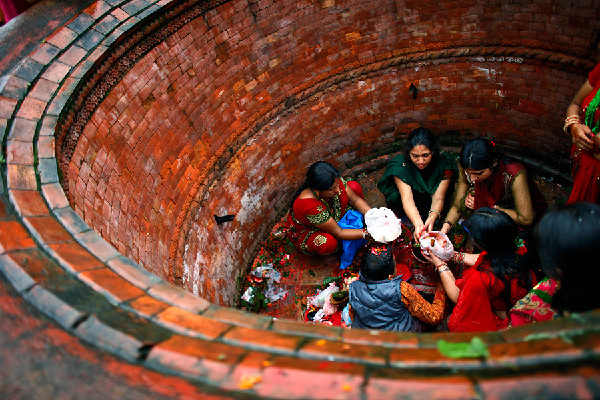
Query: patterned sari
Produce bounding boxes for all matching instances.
[286,179,355,255]
[509,278,559,327]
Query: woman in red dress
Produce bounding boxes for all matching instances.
[440,138,547,235]
[425,208,536,332]
[286,161,371,255]
[564,61,600,204]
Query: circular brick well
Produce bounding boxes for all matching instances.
[1,0,599,398]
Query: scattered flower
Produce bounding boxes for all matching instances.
[238,374,262,390]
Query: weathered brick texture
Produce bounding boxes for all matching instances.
[63,0,599,305]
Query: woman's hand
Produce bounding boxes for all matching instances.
[420,249,444,269]
[465,192,475,209]
[439,222,451,235]
[571,123,595,151]
[423,218,435,234]
[413,221,426,241]
[422,212,437,235]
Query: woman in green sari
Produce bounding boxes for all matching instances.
[377,128,458,240]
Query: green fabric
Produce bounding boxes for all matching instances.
[377,152,458,207]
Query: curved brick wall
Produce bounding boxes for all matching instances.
[0,0,599,398]
[57,0,599,305]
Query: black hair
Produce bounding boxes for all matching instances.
[403,127,440,165]
[465,207,534,306]
[291,161,341,204]
[459,137,504,171]
[534,202,600,314]
[360,244,395,281]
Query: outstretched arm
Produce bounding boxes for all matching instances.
[424,178,451,232]
[347,184,371,215]
[440,166,469,234]
[395,177,425,240]
[315,217,365,241]
[400,281,446,325]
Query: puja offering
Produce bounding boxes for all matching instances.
[419,231,454,261]
[364,207,402,243]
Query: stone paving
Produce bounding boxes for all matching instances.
[0,1,599,399]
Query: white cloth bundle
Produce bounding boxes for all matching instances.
[419,231,454,261]
[364,207,402,243]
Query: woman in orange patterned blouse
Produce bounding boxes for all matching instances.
[348,243,446,332]
[286,161,372,255]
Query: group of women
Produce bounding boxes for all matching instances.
[284,62,600,333]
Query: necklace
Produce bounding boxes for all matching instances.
[312,190,342,222]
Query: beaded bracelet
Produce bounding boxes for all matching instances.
[564,115,582,135]
[442,220,454,228]
[450,251,465,266]
[437,263,450,273]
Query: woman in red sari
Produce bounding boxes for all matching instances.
[424,208,536,332]
[440,138,547,235]
[286,161,372,255]
[564,61,600,204]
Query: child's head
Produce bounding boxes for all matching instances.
[360,244,395,280]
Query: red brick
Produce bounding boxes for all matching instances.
[48,241,105,272]
[155,307,231,340]
[10,190,49,216]
[25,216,73,243]
[0,221,36,252]
[79,267,146,303]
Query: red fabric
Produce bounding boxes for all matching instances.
[584,62,600,154]
[509,278,559,327]
[473,160,546,221]
[587,63,600,116]
[347,180,363,199]
[567,63,600,204]
[286,180,362,254]
[566,149,600,204]
[448,253,533,333]
[473,160,521,210]
[589,62,600,86]
[0,0,30,21]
